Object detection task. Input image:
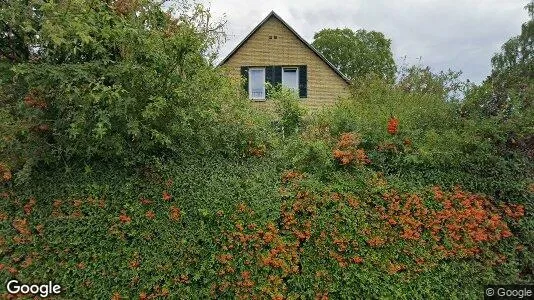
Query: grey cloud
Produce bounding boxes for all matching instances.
[204,0,530,83]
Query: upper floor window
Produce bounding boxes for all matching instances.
[241,65,307,100]
[282,67,299,93]
[249,68,265,100]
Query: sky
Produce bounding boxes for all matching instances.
[198,0,531,83]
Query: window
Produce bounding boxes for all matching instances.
[249,68,265,100]
[282,67,299,93]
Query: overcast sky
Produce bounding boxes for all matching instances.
[199,0,530,83]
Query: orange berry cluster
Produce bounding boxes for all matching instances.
[387,117,399,135]
[332,133,370,166]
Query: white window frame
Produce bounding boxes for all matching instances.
[282,67,299,93]
[248,67,266,100]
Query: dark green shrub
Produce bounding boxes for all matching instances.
[1,0,267,179]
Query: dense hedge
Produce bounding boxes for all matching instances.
[1,126,532,298]
[1,157,282,298]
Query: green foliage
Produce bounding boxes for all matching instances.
[274,74,533,298]
[279,137,334,177]
[491,1,534,91]
[0,157,282,299]
[396,61,472,102]
[3,144,530,299]
[461,3,534,161]
[309,75,532,201]
[269,85,306,136]
[312,28,396,82]
[469,2,534,117]
[0,0,265,179]
[321,75,457,141]
[0,0,41,62]
[1,1,533,299]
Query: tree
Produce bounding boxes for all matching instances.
[0,0,41,62]
[460,2,534,159]
[0,0,261,181]
[485,0,534,116]
[492,1,533,77]
[311,28,396,82]
[396,61,471,102]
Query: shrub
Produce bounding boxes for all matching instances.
[318,75,458,144]
[269,85,306,136]
[332,132,370,166]
[311,75,531,199]
[210,169,527,299]
[1,0,266,179]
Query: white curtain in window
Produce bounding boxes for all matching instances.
[249,69,265,99]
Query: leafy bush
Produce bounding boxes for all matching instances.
[269,85,306,136]
[2,150,530,299]
[396,62,471,102]
[1,0,267,179]
[0,156,282,299]
[311,75,532,199]
[319,75,458,142]
[460,2,534,160]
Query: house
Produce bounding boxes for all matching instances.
[219,11,350,108]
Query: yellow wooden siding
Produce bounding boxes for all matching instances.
[221,16,349,109]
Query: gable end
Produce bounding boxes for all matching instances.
[218,11,350,84]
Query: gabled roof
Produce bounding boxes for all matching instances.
[218,11,351,84]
